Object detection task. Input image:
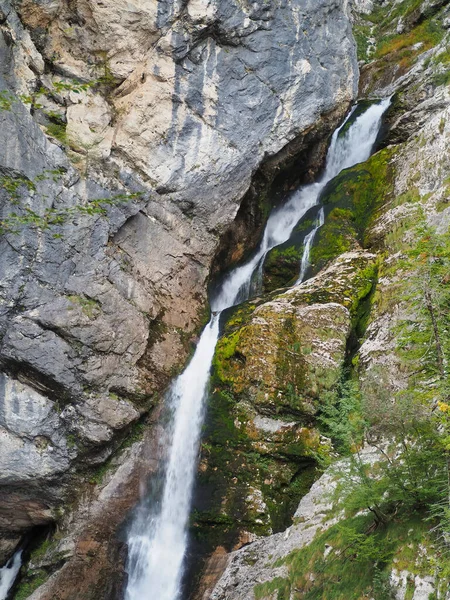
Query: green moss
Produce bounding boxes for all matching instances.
[273,318,311,412]
[352,264,379,339]
[310,207,356,271]
[262,243,303,293]
[67,294,101,318]
[433,46,450,67]
[190,366,321,550]
[212,329,243,385]
[0,90,15,111]
[65,433,77,449]
[353,24,373,62]
[294,219,314,233]
[435,195,450,212]
[45,122,68,145]
[1,174,36,201]
[88,459,114,485]
[219,302,258,335]
[14,569,49,600]
[264,466,318,533]
[432,69,450,87]
[29,538,53,562]
[311,147,396,272]
[193,290,357,547]
[405,579,416,600]
[365,0,424,28]
[119,420,146,450]
[255,577,290,600]
[394,187,421,206]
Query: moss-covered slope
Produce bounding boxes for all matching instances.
[190,252,377,557]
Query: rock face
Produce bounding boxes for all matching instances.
[204,2,450,597]
[208,446,381,600]
[12,0,358,229]
[0,0,359,593]
[190,251,376,573]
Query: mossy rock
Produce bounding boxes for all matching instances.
[191,381,322,548]
[215,302,350,415]
[215,251,378,414]
[14,569,49,600]
[310,147,396,273]
[262,243,303,293]
[261,206,323,294]
[192,252,378,561]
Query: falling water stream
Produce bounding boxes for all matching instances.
[296,207,325,285]
[0,551,22,600]
[124,97,390,600]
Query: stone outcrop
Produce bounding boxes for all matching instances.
[206,445,381,600]
[10,0,358,227]
[214,251,376,416]
[190,251,377,576]
[0,0,359,593]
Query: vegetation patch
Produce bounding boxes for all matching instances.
[254,515,436,600]
[67,294,101,319]
[14,569,49,600]
[310,147,396,272]
[374,17,444,60]
[45,122,68,146]
[354,0,446,66]
[0,165,143,237]
[251,219,450,599]
[262,243,303,293]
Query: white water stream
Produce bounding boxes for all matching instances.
[0,551,22,600]
[124,98,390,600]
[296,207,325,285]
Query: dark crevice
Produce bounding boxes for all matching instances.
[210,103,351,282]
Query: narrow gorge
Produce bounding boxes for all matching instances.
[0,0,449,599]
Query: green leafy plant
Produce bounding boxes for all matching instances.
[0,90,15,111]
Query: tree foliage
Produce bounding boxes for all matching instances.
[317,218,450,592]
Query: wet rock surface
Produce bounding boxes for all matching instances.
[188,251,377,584]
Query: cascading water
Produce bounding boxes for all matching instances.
[212,98,390,312]
[0,550,22,600]
[296,207,325,285]
[124,98,390,600]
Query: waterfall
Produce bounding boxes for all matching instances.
[0,551,22,600]
[124,98,390,600]
[296,207,325,285]
[211,97,390,312]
